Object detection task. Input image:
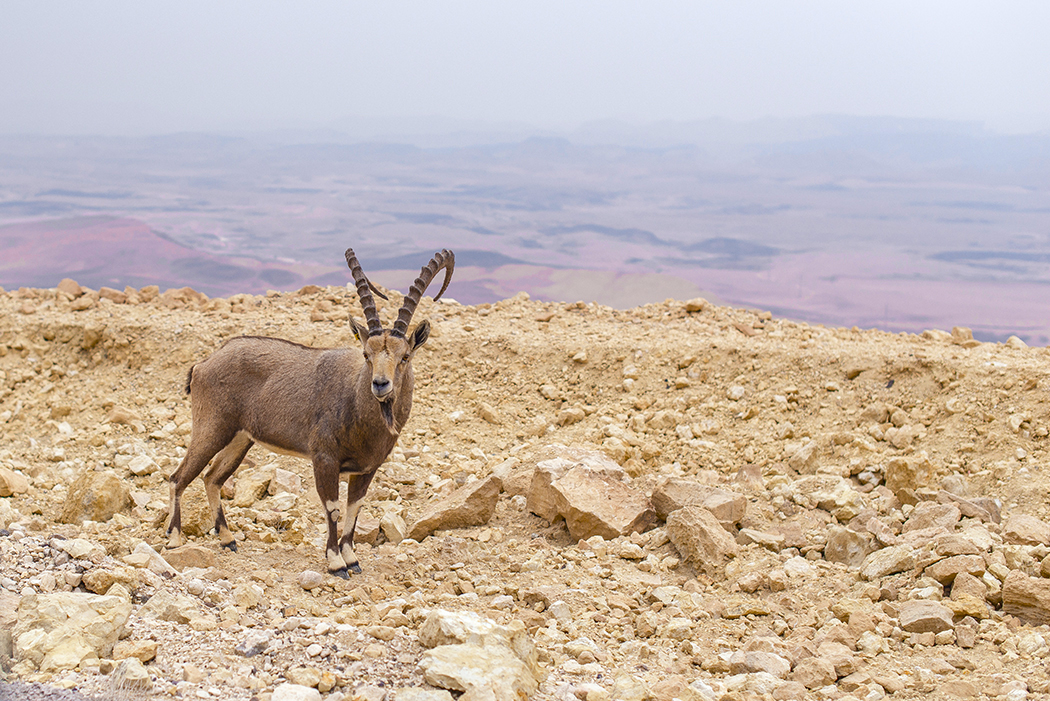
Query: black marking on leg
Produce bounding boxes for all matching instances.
[215,508,229,532]
[167,509,182,535]
[330,567,349,580]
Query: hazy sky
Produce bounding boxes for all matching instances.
[2,2,1049,136]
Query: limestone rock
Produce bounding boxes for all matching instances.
[787,439,818,473]
[951,571,988,600]
[526,449,625,523]
[269,468,301,496]
[138,589,202,624]
[902,502,961,533]
[729,650,791,678]
[298,571,324,591]
[860,544,916,580]
[884,455,935,496]
[14,592,132,671]
[794,476,865,521]
[792,657,837,689]
[899,600,954,633]
[233,465,274,507]
[162,544,216,571]
[57,278,83,297]
[651,478,747,528]
[58,470,130,524]
[418,610,542,683]
[420,643,539,700]
[286,667,322,687]
[0,468,29,497]
[127,454,158,476]
[55,538,106,563]
[547,464,657,541]
[1003,571,1050,626]
[272,683,322,701]
[924,555,986,585]
[408,475,502,541]
[477,402,501,425]
[110,657,151,691]
[381,509,408,544]
[666,505,739,574]
[99,286,127,304]
[394,689,455,701]
[823,526,873,568]
[815,641,857,677]
[1002,514,1050,546]
[113,639,158,663]
[130,541,178,578]
[82,567,140,595]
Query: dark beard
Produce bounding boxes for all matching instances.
[380,400,398,435]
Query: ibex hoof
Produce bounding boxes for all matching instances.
[222,541,238,552]
[349,562,362,575]
[330,567,350,580]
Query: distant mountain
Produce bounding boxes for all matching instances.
[0,216,347,296]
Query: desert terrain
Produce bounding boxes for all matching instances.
[2,118,1049,343]
[1,274,1050,700]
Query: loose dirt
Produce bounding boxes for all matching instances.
[1,282,1049,700]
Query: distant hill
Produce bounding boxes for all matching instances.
[0,216,346,296]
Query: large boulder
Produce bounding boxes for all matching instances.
[14,592,132,671]
[408,475,502,541]
[418,609,543,683]
[420,644,538,700]
[58,470,130,524]
[417,609,545,700]
[527,450,656,541]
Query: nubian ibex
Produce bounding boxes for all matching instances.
[165,248,454,577]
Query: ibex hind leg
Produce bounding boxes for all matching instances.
[202,432,254,552]
[166,428,239,549]
[339,471,377,576]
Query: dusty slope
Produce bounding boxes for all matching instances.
[0,280,1049,700]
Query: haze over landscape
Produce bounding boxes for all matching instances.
[1,2,1048,342]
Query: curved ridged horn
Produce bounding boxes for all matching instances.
[344,248,386,336]
[391,249,454,338]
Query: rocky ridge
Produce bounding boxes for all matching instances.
[0,280,1049,700]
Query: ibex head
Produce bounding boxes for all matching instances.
[345,249,454,435]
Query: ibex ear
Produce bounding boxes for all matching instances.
[410,320,430,350]
[349,318,369,346]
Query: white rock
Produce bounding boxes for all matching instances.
[131,541,177,578]
[420,643,539,699]
[298,571,324,591]
[272,683,322,701]
[127,455,158,476]
[55,538,106,562]
[14,592,132,671]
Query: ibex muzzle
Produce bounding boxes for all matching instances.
[165,248,453,578]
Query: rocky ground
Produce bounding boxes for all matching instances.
[1,280,1050,701]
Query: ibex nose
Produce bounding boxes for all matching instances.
[372,378,392,398]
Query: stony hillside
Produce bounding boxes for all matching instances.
[1,279,1050,701]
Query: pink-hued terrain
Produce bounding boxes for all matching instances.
[1,120,1048,343]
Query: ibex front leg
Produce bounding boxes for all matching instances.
[340,469,377,575]
[313,454,350,578]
